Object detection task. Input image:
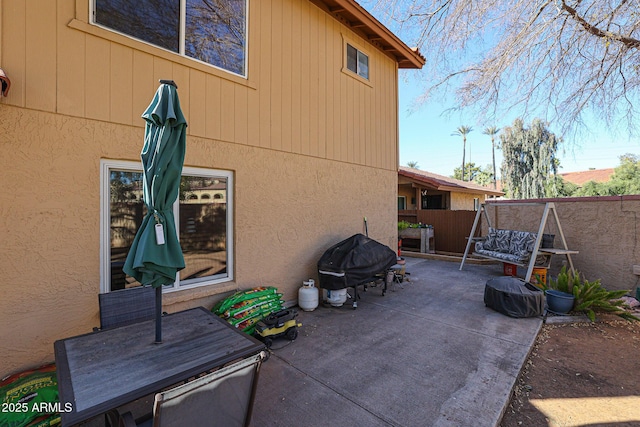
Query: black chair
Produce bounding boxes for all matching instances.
[106,352,267,427]
[98,286,156,330]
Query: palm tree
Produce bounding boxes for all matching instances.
[406,161,419,168]
[452,126,473,181]
[482,126,500,189]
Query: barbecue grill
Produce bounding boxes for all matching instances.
[317,234,398,308]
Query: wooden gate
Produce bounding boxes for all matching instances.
[398,210,478,254]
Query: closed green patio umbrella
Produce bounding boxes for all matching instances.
[123,80,187,343]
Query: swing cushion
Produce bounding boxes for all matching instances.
[509,231,537,258]
[475,229,538,264]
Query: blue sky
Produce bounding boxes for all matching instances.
[358,2,640,177]
[396,80,640,177]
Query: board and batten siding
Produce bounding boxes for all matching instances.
[1,0,400,171]
[0,0,406,376]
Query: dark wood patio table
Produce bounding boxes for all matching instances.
[54,307,265,426]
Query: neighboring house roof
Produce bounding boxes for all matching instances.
[494,168,615,192]
[399,166,504,196]
[315,0,425,69]
[559,168,615,186]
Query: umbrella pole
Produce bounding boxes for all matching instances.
[155,286,162,344]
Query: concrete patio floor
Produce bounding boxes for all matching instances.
[250,256,543,427]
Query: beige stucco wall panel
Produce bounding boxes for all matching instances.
[85,36,111,121]
[450,192,480,210]
[131,51,156,124]
[0,0,404,374]
[0,0,398,169]
[170,63,191,120]
[398,184,415,209]
[482,199,640,292]
[110,43,135,126]
[2,0,26,107]
[185,136,398,298]
[231,150,398,299]
[25,0,56,112]
[234,84,250,146]
[1,108,104,372]
[0,105,397,375]
[57,0,86,117]
[187,70,206,137]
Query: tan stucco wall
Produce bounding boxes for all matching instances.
[0,106,398,375]
[1,0,400,171]
[450,192,480,210]
[398,186,483,211]
[398,184,416,209]
[0,0,408,375]
[481,198,640,292]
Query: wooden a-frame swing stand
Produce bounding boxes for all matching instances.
[460,202,578,281]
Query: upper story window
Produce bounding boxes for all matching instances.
[93,0,247,76]
[346,43,369,80]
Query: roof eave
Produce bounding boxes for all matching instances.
[313,0,425,69]
[437,185,504,197]
[399,169,505,197]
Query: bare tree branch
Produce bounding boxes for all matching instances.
[559,0,640,49]
[366,0,640,136]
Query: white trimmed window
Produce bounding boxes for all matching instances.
[398,196,406,210]
[346,43,369,80]
[100,160,234,293]
[91,0,248,77]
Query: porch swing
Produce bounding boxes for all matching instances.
[459,202,579,282]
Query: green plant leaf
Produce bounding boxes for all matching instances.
[619,312,640,322]
[553,272,638,322]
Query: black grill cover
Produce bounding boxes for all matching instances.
[484,276,544,318]
[317,234,397,290]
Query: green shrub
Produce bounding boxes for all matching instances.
[543,266,639,322]
[544,265,580,294]
[398,220,411,231]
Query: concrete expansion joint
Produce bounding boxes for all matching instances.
[268,352,398,426]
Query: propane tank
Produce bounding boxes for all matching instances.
[298,279,319,311]
[325,288,347,307]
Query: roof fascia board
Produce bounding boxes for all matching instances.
[334,0,424,68]
[400,170,504,196]
[403,175,441,189]
[437,185,503,196]
[313,0,425,68]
